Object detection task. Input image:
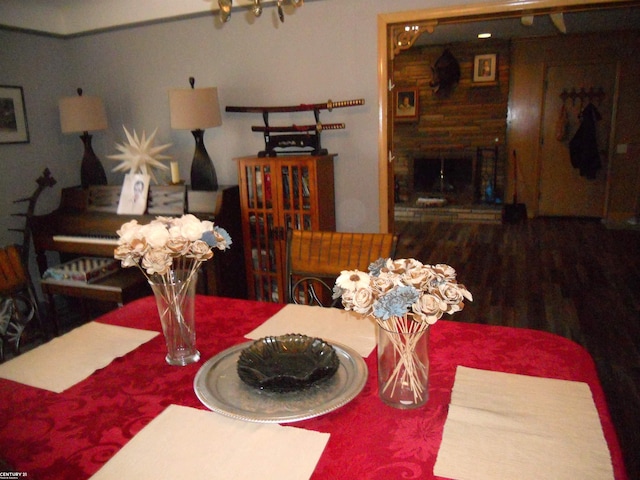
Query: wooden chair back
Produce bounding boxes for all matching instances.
[0,245,42,361]
[286,229,398,307]
[0,245,28,295]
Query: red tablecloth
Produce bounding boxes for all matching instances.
[0,296,627,479]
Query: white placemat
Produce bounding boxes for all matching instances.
[434,366,614,480]
[0,321,158,393]
[90,404,330,480]
[246,303,376,357]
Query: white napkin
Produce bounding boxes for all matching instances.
[90,404,330,480]
[246,303,376,357]
[434,366,614,480]
[0,321,158,393]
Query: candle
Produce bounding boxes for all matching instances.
[170,161,180,183]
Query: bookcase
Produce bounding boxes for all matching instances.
[237,154,336,302]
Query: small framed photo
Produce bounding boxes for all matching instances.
[0,86,29,144]
[395,87,419,121]
[473,54,497,83]
[117,173,150,215]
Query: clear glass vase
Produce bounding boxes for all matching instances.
[377,316,430,409]
[149,269,200,366]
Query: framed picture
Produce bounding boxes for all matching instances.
[117,173,150,215]
[0,85,29,144]
[473,54,497,83]
[395,87,419,121]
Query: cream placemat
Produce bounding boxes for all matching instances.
[434,366,614,480]
[90,404,330,480]
[246,303,376,357]
[0,321,158,393]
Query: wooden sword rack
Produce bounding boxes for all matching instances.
[226,98,364,157]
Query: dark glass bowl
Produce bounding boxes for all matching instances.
[237,334,340,392]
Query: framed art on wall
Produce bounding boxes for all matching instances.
[473,54,497,83]
[395,87,419,121]
[0,86,29,144]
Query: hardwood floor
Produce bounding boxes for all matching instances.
[394,217,640,479]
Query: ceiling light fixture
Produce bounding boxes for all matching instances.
[521,15,535,26]
[218,0,303,23]
[477,32,492,39]
[550,12,567,34]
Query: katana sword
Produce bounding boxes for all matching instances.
[226,98,364,113]
[251,123,345,133]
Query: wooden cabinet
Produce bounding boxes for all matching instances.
[237,154,336,302]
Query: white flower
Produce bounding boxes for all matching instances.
[142,249,172,275]
[116,220,142,244]
[412,293,446,324]
[175,214,207,241]
[335,270,371,291]
[351,288,375,315]
[141,222,171,249]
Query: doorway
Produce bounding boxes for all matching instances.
[537,62,615,217]
[377,0,639,232]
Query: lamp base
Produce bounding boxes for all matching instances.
[80,132,107,188]
[190,129,218,191]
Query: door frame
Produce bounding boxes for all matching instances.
[377,0,634,232]
[536,60,619,217]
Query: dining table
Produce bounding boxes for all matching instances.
[0,295,627,479]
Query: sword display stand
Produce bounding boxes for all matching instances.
[226,98,364,157]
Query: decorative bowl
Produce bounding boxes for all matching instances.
[237,334,340,392]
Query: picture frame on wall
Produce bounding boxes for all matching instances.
[0,85,29,144]
[473,54,497,83]
[395,87,419,121]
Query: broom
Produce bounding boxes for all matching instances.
[502,150,527,223]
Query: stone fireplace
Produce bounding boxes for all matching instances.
[396,146,503,207]
[391,40,510,220]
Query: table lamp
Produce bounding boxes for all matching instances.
[169,77,222,191]
[59,88,108,188]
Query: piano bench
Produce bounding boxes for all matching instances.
[40,268,151,335]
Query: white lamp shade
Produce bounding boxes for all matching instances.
[169,87,222,130]
[59,95,108,133]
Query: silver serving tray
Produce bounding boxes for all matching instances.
[194,340,368,423]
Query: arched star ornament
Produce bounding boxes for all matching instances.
[108,126,172,184]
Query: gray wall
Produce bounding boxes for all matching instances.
[0,0,475,252]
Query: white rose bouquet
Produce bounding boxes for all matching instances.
[114,214,231,365]
[114,214,231,283]
[333,258,472,405]
[333,258,472,326]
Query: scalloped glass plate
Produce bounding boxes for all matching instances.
[237,334,340,392]
[193,339,368,423]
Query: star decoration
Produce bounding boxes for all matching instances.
[108,126,172,184]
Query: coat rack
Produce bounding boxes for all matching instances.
[560,87,605,106]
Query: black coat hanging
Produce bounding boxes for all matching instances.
[569,103,602,180]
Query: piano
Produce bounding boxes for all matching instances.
[30,185,247,320]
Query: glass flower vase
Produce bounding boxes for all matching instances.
[377,315,430,409]
[149,269,200,366]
